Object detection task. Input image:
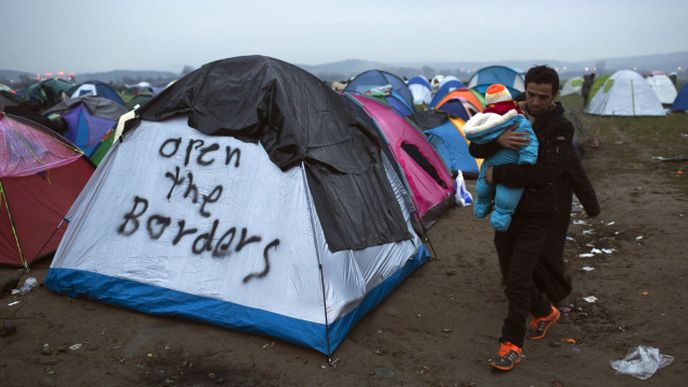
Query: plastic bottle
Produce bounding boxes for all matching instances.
[14,277,38,295]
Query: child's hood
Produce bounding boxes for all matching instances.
[463,109,519,136]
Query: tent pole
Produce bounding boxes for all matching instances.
[28,219,66,270]
[414,210,438,259]
[299,163,334,361]
[0,181,29,271]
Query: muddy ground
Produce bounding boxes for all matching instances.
[2,98,687,386]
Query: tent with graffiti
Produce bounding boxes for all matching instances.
[0,113,93,268]
[46,56,429,356]
[586,69,665,116]
[346,94,454,227]
[69,80,126,107]
[44,96,128,163]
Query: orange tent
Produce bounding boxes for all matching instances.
[435,88,484,112]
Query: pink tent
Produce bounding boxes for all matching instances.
[348,95,454,226]
[0,113,93,267]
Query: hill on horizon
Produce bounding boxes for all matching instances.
[2,51,686,85]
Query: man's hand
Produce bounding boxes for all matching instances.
[496,128,530,150]
[486,166,494,184]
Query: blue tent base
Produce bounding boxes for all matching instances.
[45,245,429,355]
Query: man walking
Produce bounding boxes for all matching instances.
[469,65,595,371]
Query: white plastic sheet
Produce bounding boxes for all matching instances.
[610,345,674,380]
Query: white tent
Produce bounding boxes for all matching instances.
[645,71,678,105]
[560,76,584,96]
[408,75,432,105]
[46,117,427,355]
[586,70,665,116]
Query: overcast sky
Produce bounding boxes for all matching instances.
[3,0,687,73]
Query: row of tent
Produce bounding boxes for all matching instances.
[1,79,159,166]
[2,79,156,111]
[1,56,493,357]
[345,65,525,112]
[561,69,688,115]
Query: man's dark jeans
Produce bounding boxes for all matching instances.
[494,213,553,347]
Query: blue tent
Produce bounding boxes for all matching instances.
[430,79,465,107]
[44,96,128,159]
[467,65,525,98]
[70,80,126,107]
[345,70,414,112]
[386,90,415,116]
[436,99,471,121]
[672,84,688,112]
[424,120,480,177]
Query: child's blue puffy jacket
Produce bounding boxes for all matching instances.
[463,109,538,231]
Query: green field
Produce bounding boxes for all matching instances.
[560,93,688,195]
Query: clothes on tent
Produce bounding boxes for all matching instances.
[345,70,414,113]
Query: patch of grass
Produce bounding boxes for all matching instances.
[559,94,688,195]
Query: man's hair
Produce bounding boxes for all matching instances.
[525,65,559,95]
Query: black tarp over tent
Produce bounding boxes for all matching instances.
[137,55,410,251]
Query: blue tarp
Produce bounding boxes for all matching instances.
[46,246,429,355]
[424,121,479,176]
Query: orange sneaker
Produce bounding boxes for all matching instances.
[488,341,523,371]
[526,305,560,340]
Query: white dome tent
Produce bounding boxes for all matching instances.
[645,71,678,105]
[560,76,584,96]
[586,70,665,116]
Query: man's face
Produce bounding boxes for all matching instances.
[525,82,556,116]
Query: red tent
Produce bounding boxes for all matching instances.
[0,113,93,268]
